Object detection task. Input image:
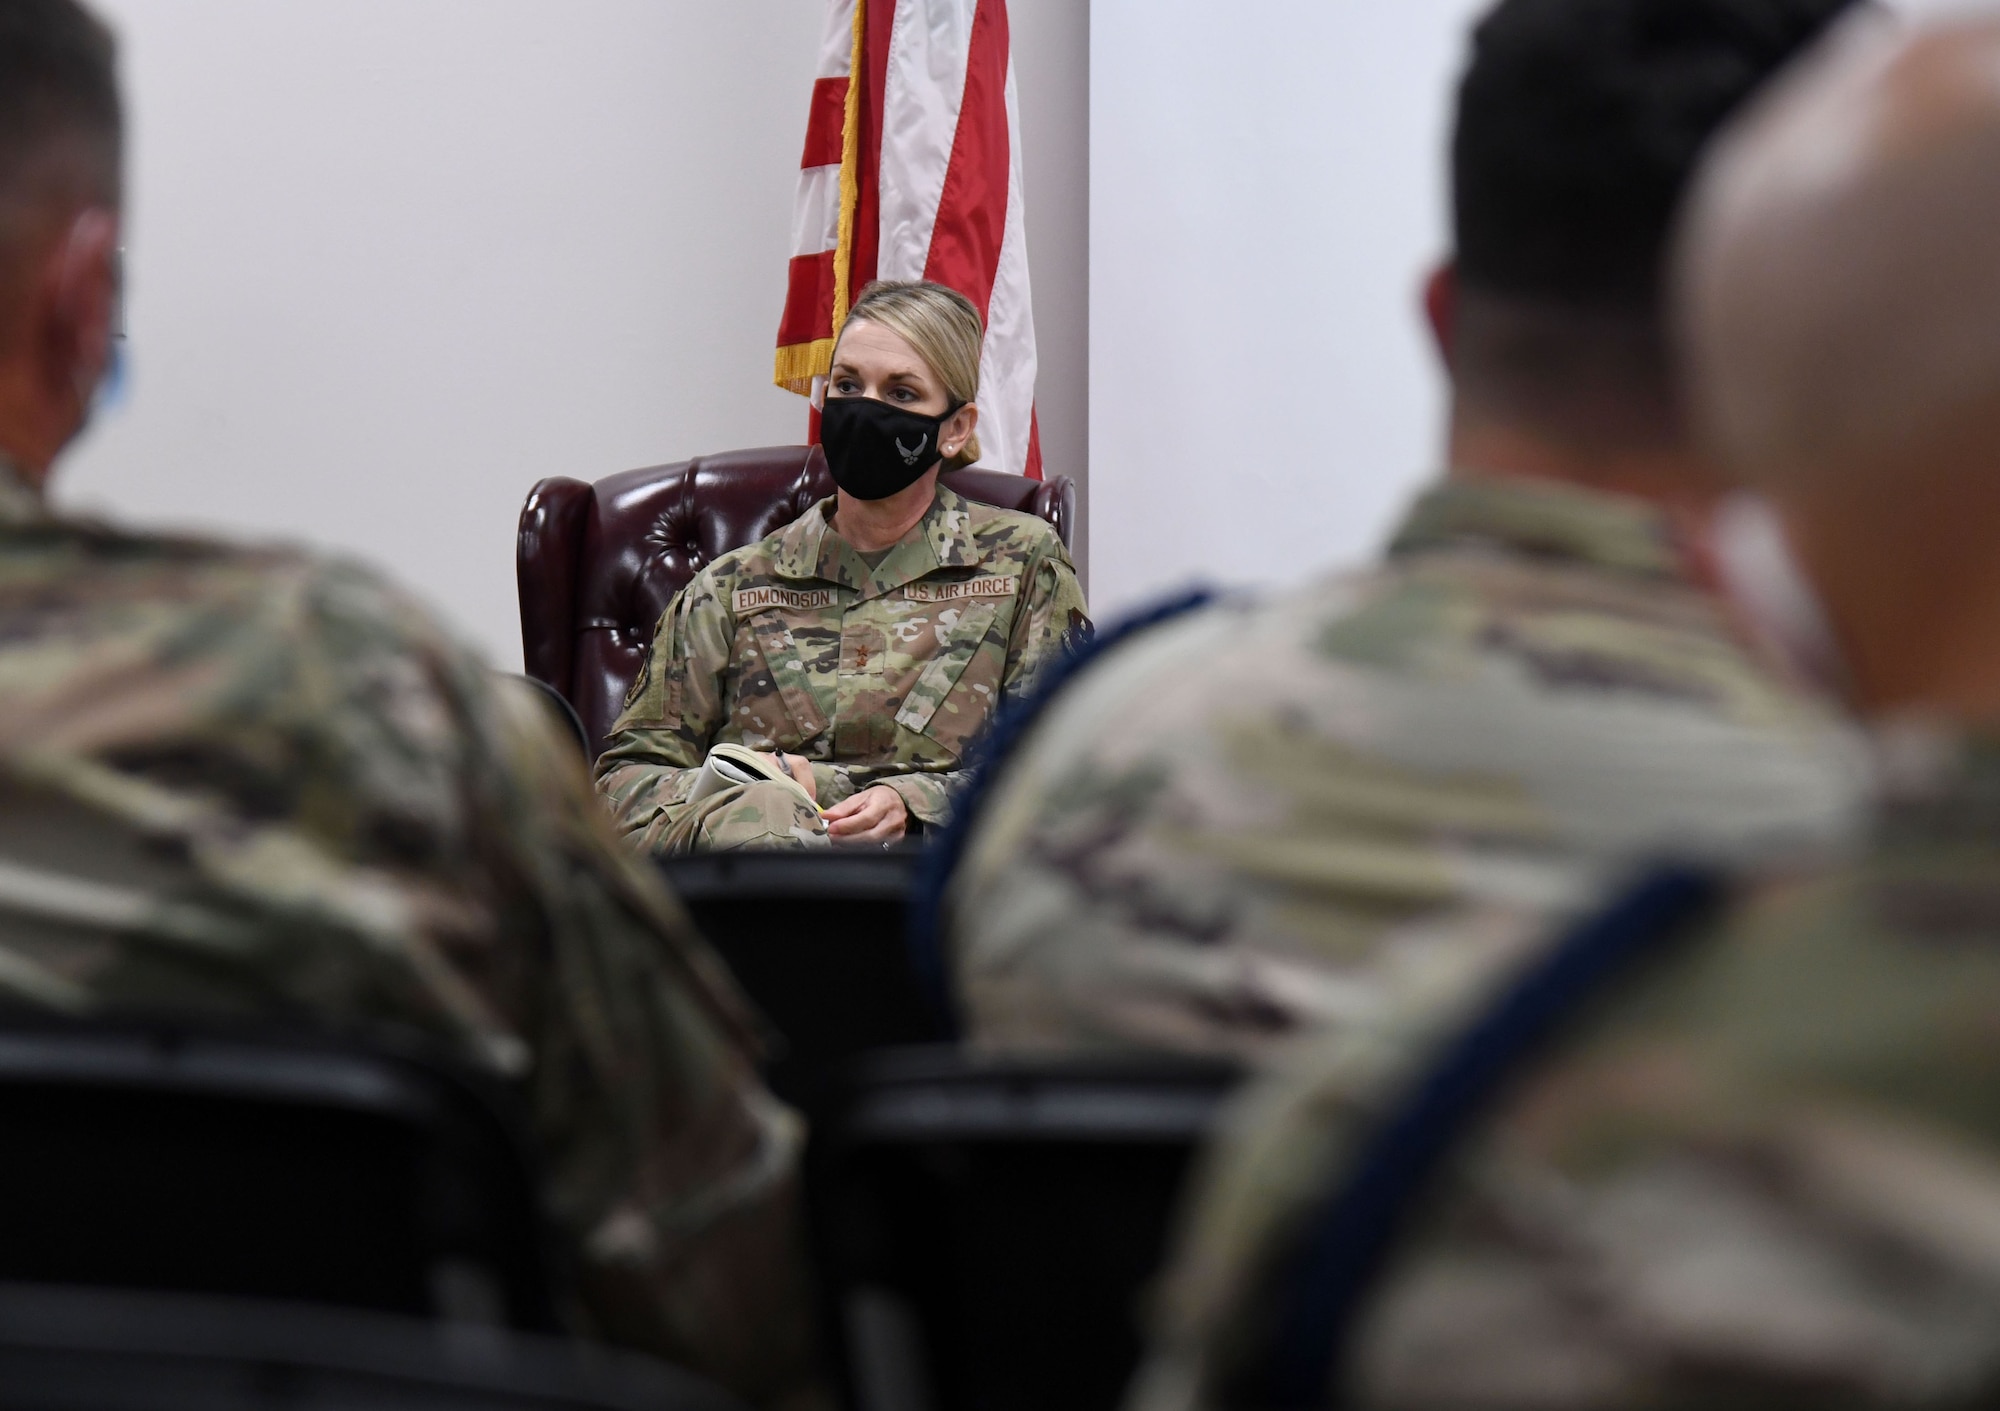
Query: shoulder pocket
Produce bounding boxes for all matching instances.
[615,648,681,729]
[895,601,1000,737]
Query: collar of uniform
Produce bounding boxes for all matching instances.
[773,483,982,599]
[770,498,847,585]
[0,455,52,527]
[1387,475,1686,582]
[865,482,980,597]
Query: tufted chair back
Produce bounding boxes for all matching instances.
[517,444,1076,757]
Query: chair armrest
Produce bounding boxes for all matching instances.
[1036,474,1077,552]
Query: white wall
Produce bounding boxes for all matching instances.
[62,0,1940,651]
[1088,0,1484,619]
[1010,0,1090,584]
[1086,0,1953,621]
[58,1,1089,670]
[64,2,825,667]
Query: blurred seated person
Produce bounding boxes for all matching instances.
[1133,13,2000,1407]
[945,0,1867,1063]
[0,4,819,1405]
[595,280,1088,854]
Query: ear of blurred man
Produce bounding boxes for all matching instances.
[0,202,118,483]
[0,0,122,487]
[1422,263,1458,373]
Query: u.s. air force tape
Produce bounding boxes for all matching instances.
[901,576,1019,604]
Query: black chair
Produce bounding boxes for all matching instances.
[806,1047,1245,1411]
[0,1281,745,1411]
[657,850,948,1109]
[1248,866,1727,1408]
[0,1012,561,1330]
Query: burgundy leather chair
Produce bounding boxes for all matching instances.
[517,444,1076,756]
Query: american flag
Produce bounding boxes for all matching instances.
[774,0,1042,481]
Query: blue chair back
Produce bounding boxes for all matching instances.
[1252,866,1727,1408]
[904,588,1216,1034]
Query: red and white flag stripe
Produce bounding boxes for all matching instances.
[774,0,1042,480]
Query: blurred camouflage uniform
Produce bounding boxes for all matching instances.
[1131,724,2000,1411]
[949,477,1864,1061]
[597,484,1087,853]
[0,463,820,1410]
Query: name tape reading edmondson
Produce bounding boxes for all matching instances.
[735,587,837,615]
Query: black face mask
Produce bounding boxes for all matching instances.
[820,394,955,500]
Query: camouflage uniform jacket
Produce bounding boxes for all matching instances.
[948,476,1865,1062]
[1133,726,2000,1411]
[596,485,1087,850]
[0,463,818,1409]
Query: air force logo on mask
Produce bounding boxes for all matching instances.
[820,396,946,499]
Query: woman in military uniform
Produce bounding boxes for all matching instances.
[595,280,1089,853]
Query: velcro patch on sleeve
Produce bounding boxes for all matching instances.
[903,575,1020,604]
[734,586,836,615]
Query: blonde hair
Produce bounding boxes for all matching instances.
[837,280,984,467]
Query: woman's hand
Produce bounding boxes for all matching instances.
[823,785,909,846]
[777,754,817,801]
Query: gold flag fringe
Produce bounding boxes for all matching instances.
[774,0,868,399]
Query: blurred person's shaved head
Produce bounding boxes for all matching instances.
[1680,13,2000,717]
